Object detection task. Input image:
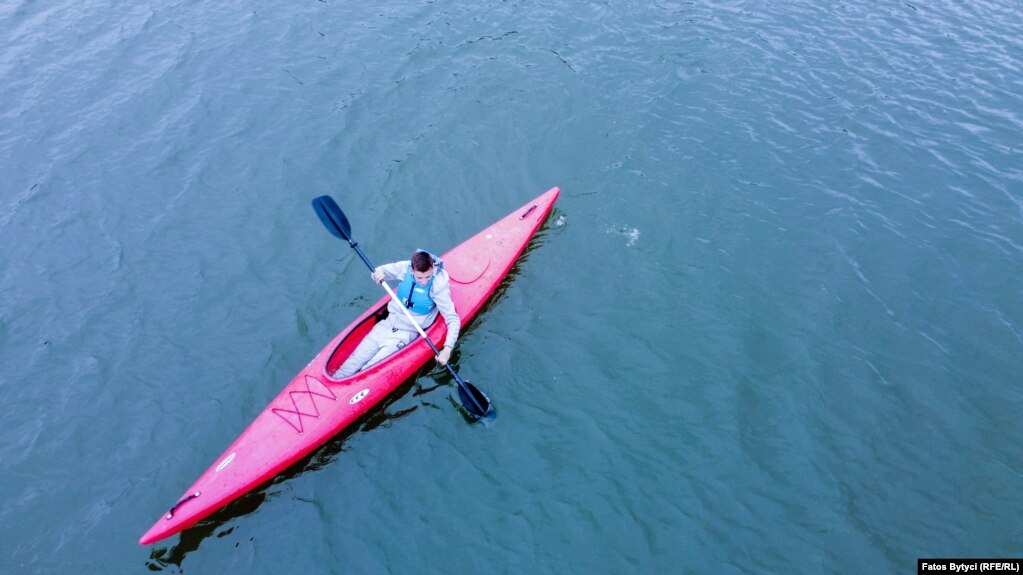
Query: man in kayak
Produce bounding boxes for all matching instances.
[334,250,460,378]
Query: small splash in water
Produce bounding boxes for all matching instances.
[626,228,640,246]
[555,215,567,227]
[607,226,640,247]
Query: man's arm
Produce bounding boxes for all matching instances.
[431,271,461,357]
[373,260,409,283]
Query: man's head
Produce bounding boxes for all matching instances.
[411,251,435,286]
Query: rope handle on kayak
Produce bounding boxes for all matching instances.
[165,491,201,520]
[519,204,538,219]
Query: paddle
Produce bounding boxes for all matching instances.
[312,195,495,422]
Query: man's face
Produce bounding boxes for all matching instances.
[413,267,434,287]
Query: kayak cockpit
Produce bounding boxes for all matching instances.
[324,302,442,382]
[324,305,386,379]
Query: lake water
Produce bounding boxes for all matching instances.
[2,0,1021,573]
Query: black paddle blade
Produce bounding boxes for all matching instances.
[458,380,495,423]
[312,195,353,243]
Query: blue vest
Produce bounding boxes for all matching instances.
[396,266,436,315]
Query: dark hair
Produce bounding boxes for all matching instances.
[410,250,433,272]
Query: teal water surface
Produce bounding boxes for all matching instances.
[2,1,1021,573]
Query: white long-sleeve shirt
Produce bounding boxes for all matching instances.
[375,259,461,349]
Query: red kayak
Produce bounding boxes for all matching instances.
[140,187,560,545]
